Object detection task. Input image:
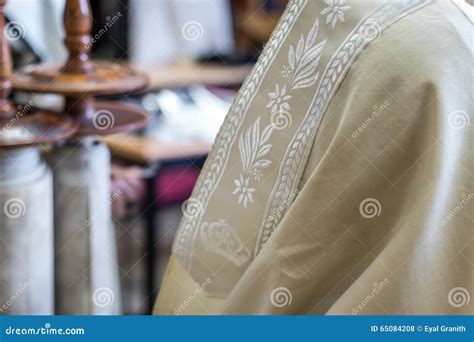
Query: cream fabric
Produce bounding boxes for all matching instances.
[155,0,473,315]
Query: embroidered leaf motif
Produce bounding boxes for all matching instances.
[306,17,319,48]
[254,159,271,169]
[234,114,279,206]
[261,124,273,144]
[233,12,328,208]
[283,19,327,90]
[174,0,305,270]
[256,144,272,159]
[288,46,295,70]
[238,117,275,178]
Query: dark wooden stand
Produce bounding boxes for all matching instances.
[12,0,149,137]
[0,0,77,148]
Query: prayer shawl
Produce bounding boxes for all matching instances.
[154,0,473,315]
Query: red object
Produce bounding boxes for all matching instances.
[155,166,200,205]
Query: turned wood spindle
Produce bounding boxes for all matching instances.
[11,0,148,136]
[0,0,77,147]
[0,0,16,120]
[62,0,93,75]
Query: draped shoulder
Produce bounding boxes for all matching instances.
[155,0,472,315]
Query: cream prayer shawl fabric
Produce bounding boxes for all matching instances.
[154,0,473,315]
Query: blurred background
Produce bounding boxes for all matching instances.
[5,0,288,314]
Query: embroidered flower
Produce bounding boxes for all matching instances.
[233,174,255,208]
[266,84,292,115]
[282,65,292,79]
[251,168,263,181]
[321,0,351,29]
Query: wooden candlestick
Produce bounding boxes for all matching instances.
[0,0,18,119]
[0,0,77,148]
[12,0,149,136]
[62,0,93,75]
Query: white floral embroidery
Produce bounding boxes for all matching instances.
[240,117,273,179]
[233,86,292,206]
[173,0,308,270]
[256,0,432,254]
[233,116,275,207]
[174,0,432,274]
[266,84,292,115]
[283,19,327,89]
[233,174,256,208]
[233,19,327,207]
[321,0,351,29]
[282,65,292,79]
